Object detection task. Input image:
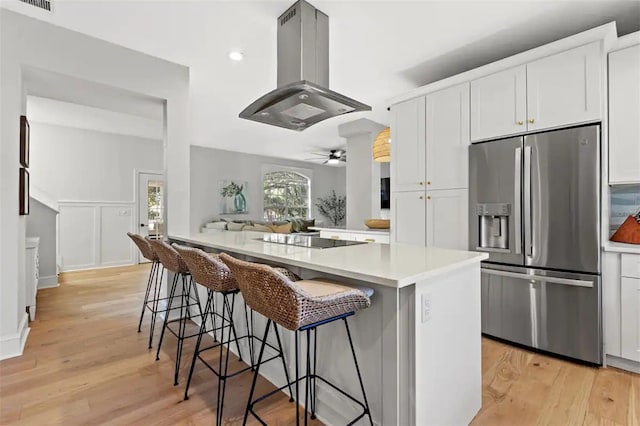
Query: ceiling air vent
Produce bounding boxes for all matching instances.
[19,0,52,11]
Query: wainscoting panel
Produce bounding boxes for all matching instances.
[58,202,135,272]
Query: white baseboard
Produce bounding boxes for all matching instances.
[606,354,640,374]
[38,275,59,289]
[0,313,30,360]
[61,262,135,273]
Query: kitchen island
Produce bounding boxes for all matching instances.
[170,231,488,426]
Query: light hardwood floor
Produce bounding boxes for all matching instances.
[0,264,637,425]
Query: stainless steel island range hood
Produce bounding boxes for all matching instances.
[239,0,371,131]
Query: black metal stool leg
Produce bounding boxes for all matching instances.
[148,265,164,349]
[305,328,311,426]
[174,273,190,385]
[344,318,373,426]
[216,294,229,425]
[184,288,213,400]
[228,293,243,362]
[273,324,294,402]
[138,261,157,332]
[217,293,238,425]
[243,319,272,426]
[243,302,254,368]
[295,331,300,426]
[211,292,218,342]
[310,327,317,419]
[156,272,179,361]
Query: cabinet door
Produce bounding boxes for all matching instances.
[319,230,353,241]
[351,233,390,244]
[621,277,640,362]
[391,191,426,246]
[470,65,527,141]
[426,83,470,190]
[391,97,426,192]
[425,189,468,250]
[609,44,640,184]
[526,42,602,131]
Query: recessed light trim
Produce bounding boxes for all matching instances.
[228,50,244,61]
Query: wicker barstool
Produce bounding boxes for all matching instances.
[172,244,296,425]
[126,232,164,348]
[147,238,205,386]
[220,253,374,426]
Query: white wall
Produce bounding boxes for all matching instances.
[27,96,163,141]
[29,123,162,202]
[28,122,163,271]
[190,146,346,232]
[339,119,386,229]
[0,9,189,360]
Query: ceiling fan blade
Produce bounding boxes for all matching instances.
[304,157,325,161]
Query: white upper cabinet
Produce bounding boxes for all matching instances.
[526,42,602,132]
[391,96,426,192]
[425,189,468,250]
[609,43,640,184]
[470,42,603,141]
[392,191,426,246]
[470,65,527,142]
[426,83,470,190]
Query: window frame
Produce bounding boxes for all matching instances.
[262,165,312,221]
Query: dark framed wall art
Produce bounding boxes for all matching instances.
[20,115,30,168]
[19,168,29,215]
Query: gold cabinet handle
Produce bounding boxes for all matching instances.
[364,238,375,243]
[517,121,524,125]
[330,236,340,240]
[529,118,535,124]
[427,196,431,200]
[427,181,431,185]
[419,181,424,186]
[419,196,424,200]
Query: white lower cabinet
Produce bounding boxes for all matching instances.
[425,189,468,250]
[319,230,353,241]
[25,237,40,321]
[392,191,426,246]
[350,233,390,244]
[318,230,390,244]
[621,277,640,362]
[621,253,640,362]
[605,251,640,368]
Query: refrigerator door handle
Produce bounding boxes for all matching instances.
[514,147,522,255]
[481,268,594,288]
[523,145,532,257]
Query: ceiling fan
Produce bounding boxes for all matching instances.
[304,149,347,165]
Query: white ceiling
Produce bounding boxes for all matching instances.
[27,96,164,140]
[3,0,639,163]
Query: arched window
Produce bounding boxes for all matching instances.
[263,170,310,221]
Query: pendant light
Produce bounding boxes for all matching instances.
[373,127,390,162]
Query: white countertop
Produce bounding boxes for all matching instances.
[170,231,487,288]
[603,241,640,255]
[309,226,390,235]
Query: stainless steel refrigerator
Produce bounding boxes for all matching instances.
[469,125,601,364]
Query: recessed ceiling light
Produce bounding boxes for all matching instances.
[228,50,244,61]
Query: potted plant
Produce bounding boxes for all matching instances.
[315,191,346,226]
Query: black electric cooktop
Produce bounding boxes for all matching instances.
[257,234,366,249]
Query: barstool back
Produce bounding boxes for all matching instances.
[147,238,189,274]
[127,232,158,262]
[220,253,370,331]
[172,244,238,293]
